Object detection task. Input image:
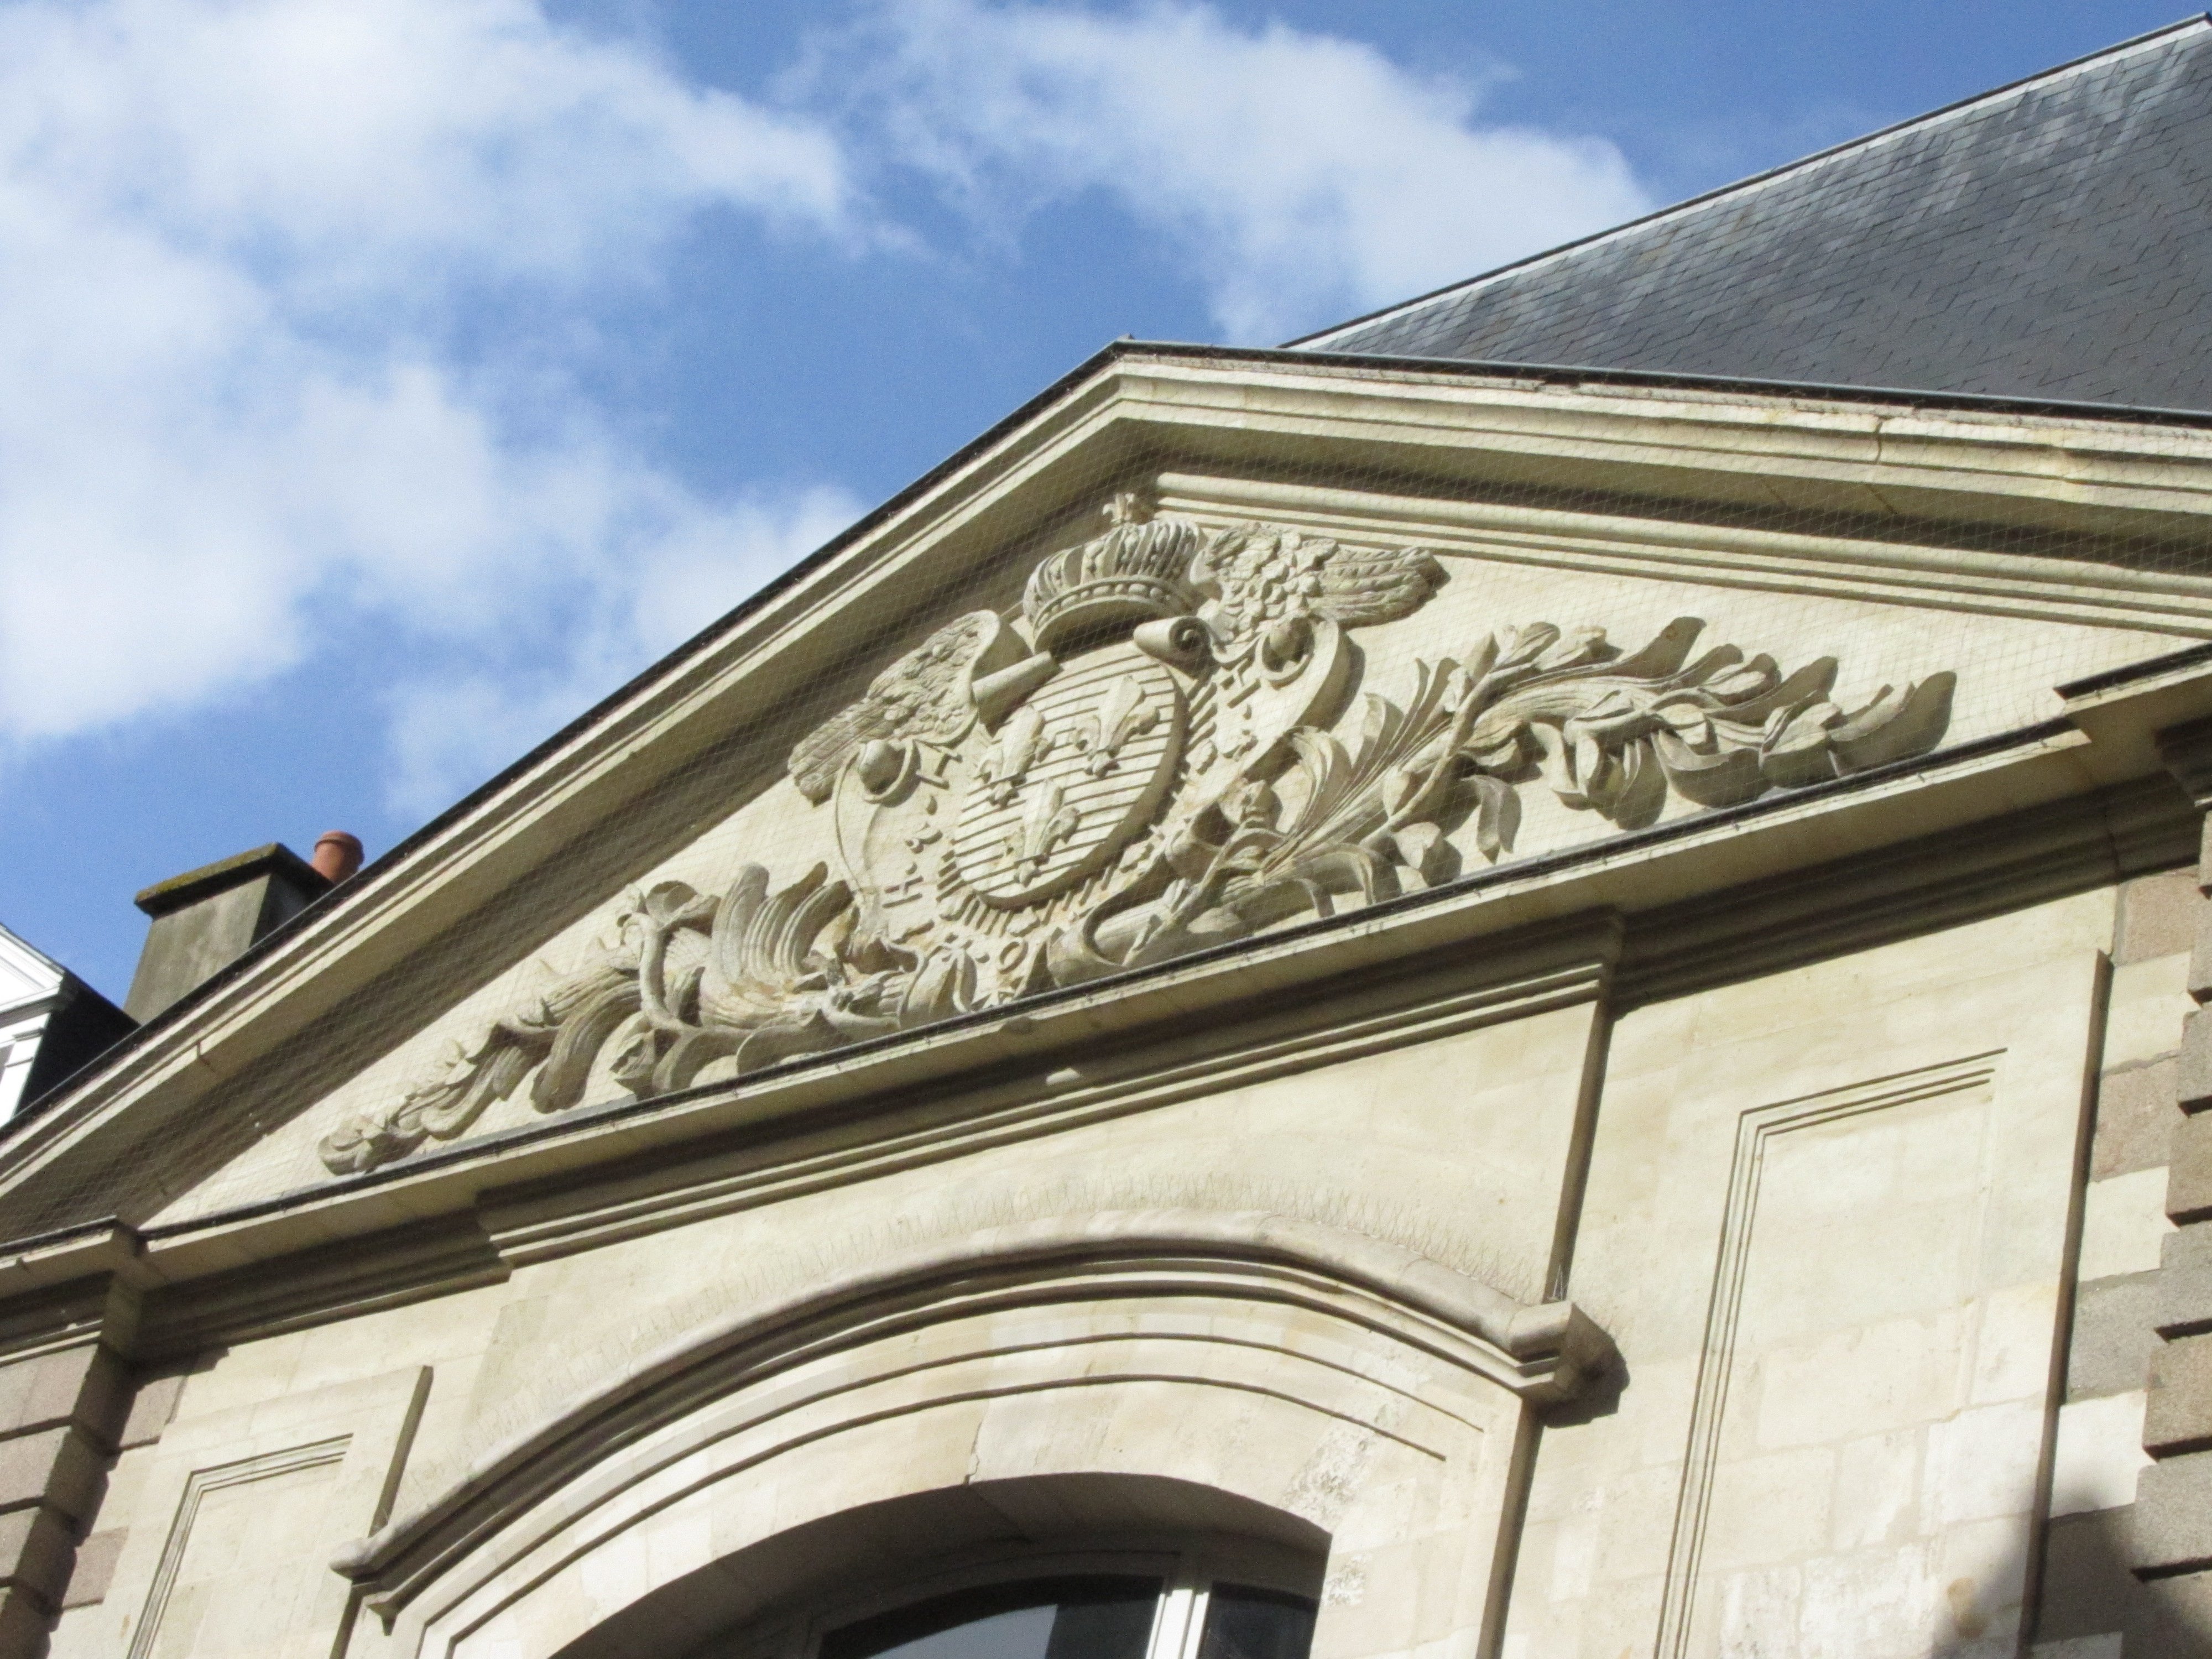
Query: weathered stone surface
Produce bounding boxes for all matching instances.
[2156,1224,2212,1338]
[123,845,327,1025]
[0,1509,76,1611]
[2172,1112,2212,1224]
[2151,1568,2212,1635]
[0,1431,100,1527]
[2193,907,2212,1004]
[114,1371,181,1453]
[2070,1272,2164,1401]
[2034,1506,2212,1652]
[2096,1057,2182,1181]
[2178,1008,2212,1114]
[2147,1334,2212,1456]
[2117,869,2204,966]
[2132,1450,2212,1573]
[0,1349,124,1446]
[0,1583,50,1659]
[57,1531,121,1611]
[2083,1168,2175,1280]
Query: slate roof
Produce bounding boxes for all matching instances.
[1295,18,2212,413]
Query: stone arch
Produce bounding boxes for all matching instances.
[554,1473,1327,1659]
[335,1209,1615,1659]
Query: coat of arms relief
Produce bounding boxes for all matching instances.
[320,495,1957,1174]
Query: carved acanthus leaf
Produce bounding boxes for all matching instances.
[334,502,1959,1177]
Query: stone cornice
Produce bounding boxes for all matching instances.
[0,769,2190,1357]
[1156,471,2212,637]
[11,347,2212,1245]
[61,753,2197,1308]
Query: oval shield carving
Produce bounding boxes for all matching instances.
[952,642,1185,909]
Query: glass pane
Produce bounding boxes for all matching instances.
[1196,1584,1317,1659]
[822,1576,1161,1659]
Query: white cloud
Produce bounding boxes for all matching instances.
[0,0,1652,821]
[0,0,854,782]
[819,0,1652,342]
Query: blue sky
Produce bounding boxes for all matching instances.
[0,0,2193,1000]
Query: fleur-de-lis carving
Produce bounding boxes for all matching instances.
[1007,780,1081,879]
[1069,677,1161,777]
[980,704,1046,807]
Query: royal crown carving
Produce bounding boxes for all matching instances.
[320,499,1956,1173]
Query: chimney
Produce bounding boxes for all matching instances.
[123,835,358,1022]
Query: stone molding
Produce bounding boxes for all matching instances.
[0,773,2163,1341]
[0,772,2167,1370]
[478,914,1618,1271]
[1156,471,2212,639]
[330,1207,1617,1624]
[12,347,2212,1247]
[74,1366,429,1659]
[114,723,2149,1272]
[123,1437,349,1659]
[1619,775,2199,1005]
[1653,1053,2005,1656]
[133,1215,506,1364]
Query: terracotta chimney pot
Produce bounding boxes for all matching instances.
[311,831,364,885]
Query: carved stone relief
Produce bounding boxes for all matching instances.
[319,494,1955,1173]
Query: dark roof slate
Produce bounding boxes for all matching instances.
[1297,19,2212,413]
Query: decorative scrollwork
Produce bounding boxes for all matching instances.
[326,499,1954,1175]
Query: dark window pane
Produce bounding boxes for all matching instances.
[1196,1584,1316,1659]
[822,1577,1161,1659]
[1040,1584,1159,1659]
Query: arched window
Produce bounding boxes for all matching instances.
[714,1543,1319,1659]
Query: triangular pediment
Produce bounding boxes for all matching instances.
[11,348,2212,1259]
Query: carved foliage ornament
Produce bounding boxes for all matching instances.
[320,495,1955,1173]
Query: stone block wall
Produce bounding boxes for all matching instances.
[2033,727,2212,1654]
[2032,870,2207,1655]
[0,1333,132,1657]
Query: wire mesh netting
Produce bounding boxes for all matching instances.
[20,344,2212,1238]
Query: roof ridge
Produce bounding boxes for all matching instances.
[1287,14,2212,351]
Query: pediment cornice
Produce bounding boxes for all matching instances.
[11,345,2212,1255]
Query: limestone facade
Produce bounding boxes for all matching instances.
[5,351,2212,1656]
